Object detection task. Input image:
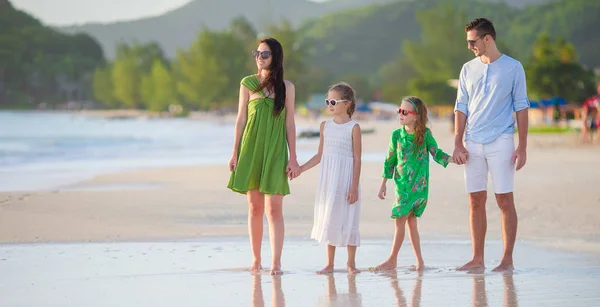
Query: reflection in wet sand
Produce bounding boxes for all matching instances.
[471,272,518,307]
[472,274,488,307]
[385,271,422,307]
[252,274,286,307]
[319,274,363,306]
[503,274,518,307]
[1,239,597,307]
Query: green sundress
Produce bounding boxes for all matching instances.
[382,127,450,218]
[227,75,290,195]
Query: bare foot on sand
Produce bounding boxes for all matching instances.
[457,259,485,271]
[317,265,334,275]
[409,263,425,271]
[374,259,397,271]
[270,266,283,275]
[249,262,262,274]
[347,266,361,274]
[492,262,514,272]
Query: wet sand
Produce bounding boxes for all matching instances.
[1,238,599,306]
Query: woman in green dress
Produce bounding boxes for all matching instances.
[227,37,300,275]
[374,96,457,272]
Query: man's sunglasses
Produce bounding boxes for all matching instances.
[252,50,272,59]
[325,99,346,106]
[467,33,489,46]
[398,108,416,116]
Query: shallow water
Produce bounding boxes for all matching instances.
[1,238,598,306]
[0,111,384,191]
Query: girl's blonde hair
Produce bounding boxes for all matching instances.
[402,96,428,152]
[329,82,356,117]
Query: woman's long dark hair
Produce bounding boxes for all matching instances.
[257,37,286,117]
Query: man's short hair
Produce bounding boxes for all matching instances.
[465,18,496,41]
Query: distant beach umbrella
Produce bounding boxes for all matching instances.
[447,79,459,89]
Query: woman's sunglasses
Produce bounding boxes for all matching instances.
[325,99,346,106]
[397,108,417,116]
[252,50,272,59]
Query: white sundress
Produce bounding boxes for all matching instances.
[310,119,361,247]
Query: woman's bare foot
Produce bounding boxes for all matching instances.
[492,262,514,272]
[249,262,262,274]
[317,265,335,275]
[270,266,283,275]
[409,263,425,271]
[374,259,397,271]
[457,259,485,271]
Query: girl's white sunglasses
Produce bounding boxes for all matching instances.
[325,99,346,106]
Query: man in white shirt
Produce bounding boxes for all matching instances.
[453,17,529,272]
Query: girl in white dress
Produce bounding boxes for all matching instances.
[297,82,362,274]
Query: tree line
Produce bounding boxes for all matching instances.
[91,18,318,113]
[92,6,597,113]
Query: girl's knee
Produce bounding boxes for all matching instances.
[406,214,418,227]
[395,215,408,226]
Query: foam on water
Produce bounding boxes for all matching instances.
[1,111,382,191]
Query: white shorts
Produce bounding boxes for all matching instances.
[465,134,515,194]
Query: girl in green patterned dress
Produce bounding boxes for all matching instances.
[374,96,459,272]
[227,38,300,275]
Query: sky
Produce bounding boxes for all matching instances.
[10,0,194,25]
[11,0,329,26]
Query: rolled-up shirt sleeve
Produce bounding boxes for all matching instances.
[512,62,530,112]
[454,64,469,115]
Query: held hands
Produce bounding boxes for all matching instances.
[348,186,359,204]
[452,144,469,165]
[286,159,301,180]
[288,167,302,180]
[448,152,468,164]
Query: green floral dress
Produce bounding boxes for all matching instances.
[382,127,450,218]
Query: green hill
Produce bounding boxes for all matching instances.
[56,0,559,59]
[0,0,104,106]
[57,0,397,58]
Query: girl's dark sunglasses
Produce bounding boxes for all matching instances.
[325,99,346,106]
[252,50,272,59]
[397,108,417,116]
